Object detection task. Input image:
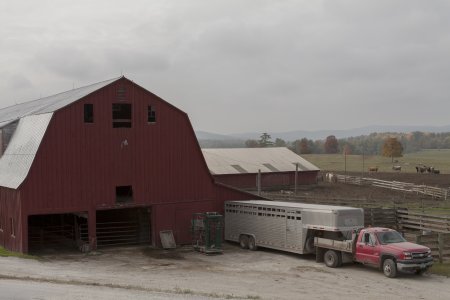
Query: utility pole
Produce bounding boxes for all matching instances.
[344,152,347,183]
[295,163,298,194]
[257,169,261,196]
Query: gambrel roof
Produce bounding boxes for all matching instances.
[0,77,120,128]
[0,77,121,189]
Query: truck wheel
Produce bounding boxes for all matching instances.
[248,236,258,251]
[324,250,339,268]
[239,235,249,249]
[383,259,397,278]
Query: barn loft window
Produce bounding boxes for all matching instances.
[148,106,156,123]
[116,185,133,203]
[112,103,132,128]
[84,104,94,123]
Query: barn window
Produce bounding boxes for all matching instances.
[116,185,133,203]
[112,104,132,128]
[84,104,94,123]
[148,106,156,123]
[10,217,15,237]
[0,217,3,232]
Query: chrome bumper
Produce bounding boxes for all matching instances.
[397,260,433,272]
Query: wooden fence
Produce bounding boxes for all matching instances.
[335,174,449,200]
[397,210,450,233]
[404,232,450,263]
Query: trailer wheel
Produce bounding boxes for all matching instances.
[383,259,397,278]
[324,250,339,268]
[248,236,258,251]
[239,235,249,249]
[305,237,315,254]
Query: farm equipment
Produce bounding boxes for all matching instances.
[191,212,223,254]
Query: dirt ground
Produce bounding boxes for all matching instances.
[281,171,450,207]
[1,244,450,300]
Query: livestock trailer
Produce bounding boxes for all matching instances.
[224,200,364,254]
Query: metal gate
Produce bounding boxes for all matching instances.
[95,208,151,248]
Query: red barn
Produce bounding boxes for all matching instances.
[202,148,320,190]
[0,77,255,253]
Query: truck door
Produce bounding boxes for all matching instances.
[355,232,380,265]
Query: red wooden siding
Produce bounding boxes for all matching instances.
[0,187,22,252]
[212,171,319,190]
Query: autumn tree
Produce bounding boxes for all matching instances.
[259,132,273,147]
[299,138,312,154]
[342,144,352,155]
[382,137,403,162]
[324,135,339,154]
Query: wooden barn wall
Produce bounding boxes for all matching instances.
[16,78,256,249]
[0,187,22,252]
[213,171,319,189]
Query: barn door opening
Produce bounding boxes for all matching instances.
[96,207,151,248]
[28,212,88,254]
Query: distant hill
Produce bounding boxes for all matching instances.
[195,131,239,140]
[197,125,450,142]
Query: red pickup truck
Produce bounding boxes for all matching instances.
[315,227,433,277]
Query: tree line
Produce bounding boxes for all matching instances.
[244,131,450,157]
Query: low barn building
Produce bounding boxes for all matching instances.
[0,76,255,253]
[202,147,320,190]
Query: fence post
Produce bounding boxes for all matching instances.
[438,233,444,264]
[415,234,421,245]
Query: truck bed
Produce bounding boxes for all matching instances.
[314,237,353,253]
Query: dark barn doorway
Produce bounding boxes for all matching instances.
[96,207,151,248]
[28,213,88,253]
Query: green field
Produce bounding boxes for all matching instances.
[303,149,450,174]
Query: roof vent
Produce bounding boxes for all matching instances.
[117,86,126,101]
[231,164,248,173]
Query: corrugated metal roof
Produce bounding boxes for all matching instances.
[0,113,53,189]
[0,77,121,126]
[202,147,320,175]
[227,200,361,212]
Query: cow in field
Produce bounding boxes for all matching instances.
[416,165,427,173]
[427,166,440,174]
[392,165,402,171]
[368,166,378,172]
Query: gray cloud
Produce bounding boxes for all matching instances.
[1,0,450,133]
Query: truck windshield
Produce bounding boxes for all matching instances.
[376,231,406,244]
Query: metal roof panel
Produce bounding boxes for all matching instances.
[202,147,320,175]
[0,77,120,125]
[0,113,53,189]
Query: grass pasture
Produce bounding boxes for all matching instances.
[0,247,35,259]
[303,149,450,174]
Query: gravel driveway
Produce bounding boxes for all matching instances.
[1,244,449,300]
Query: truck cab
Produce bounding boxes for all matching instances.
[354,227,433,277]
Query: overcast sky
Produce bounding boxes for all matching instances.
[1,0,450,134]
